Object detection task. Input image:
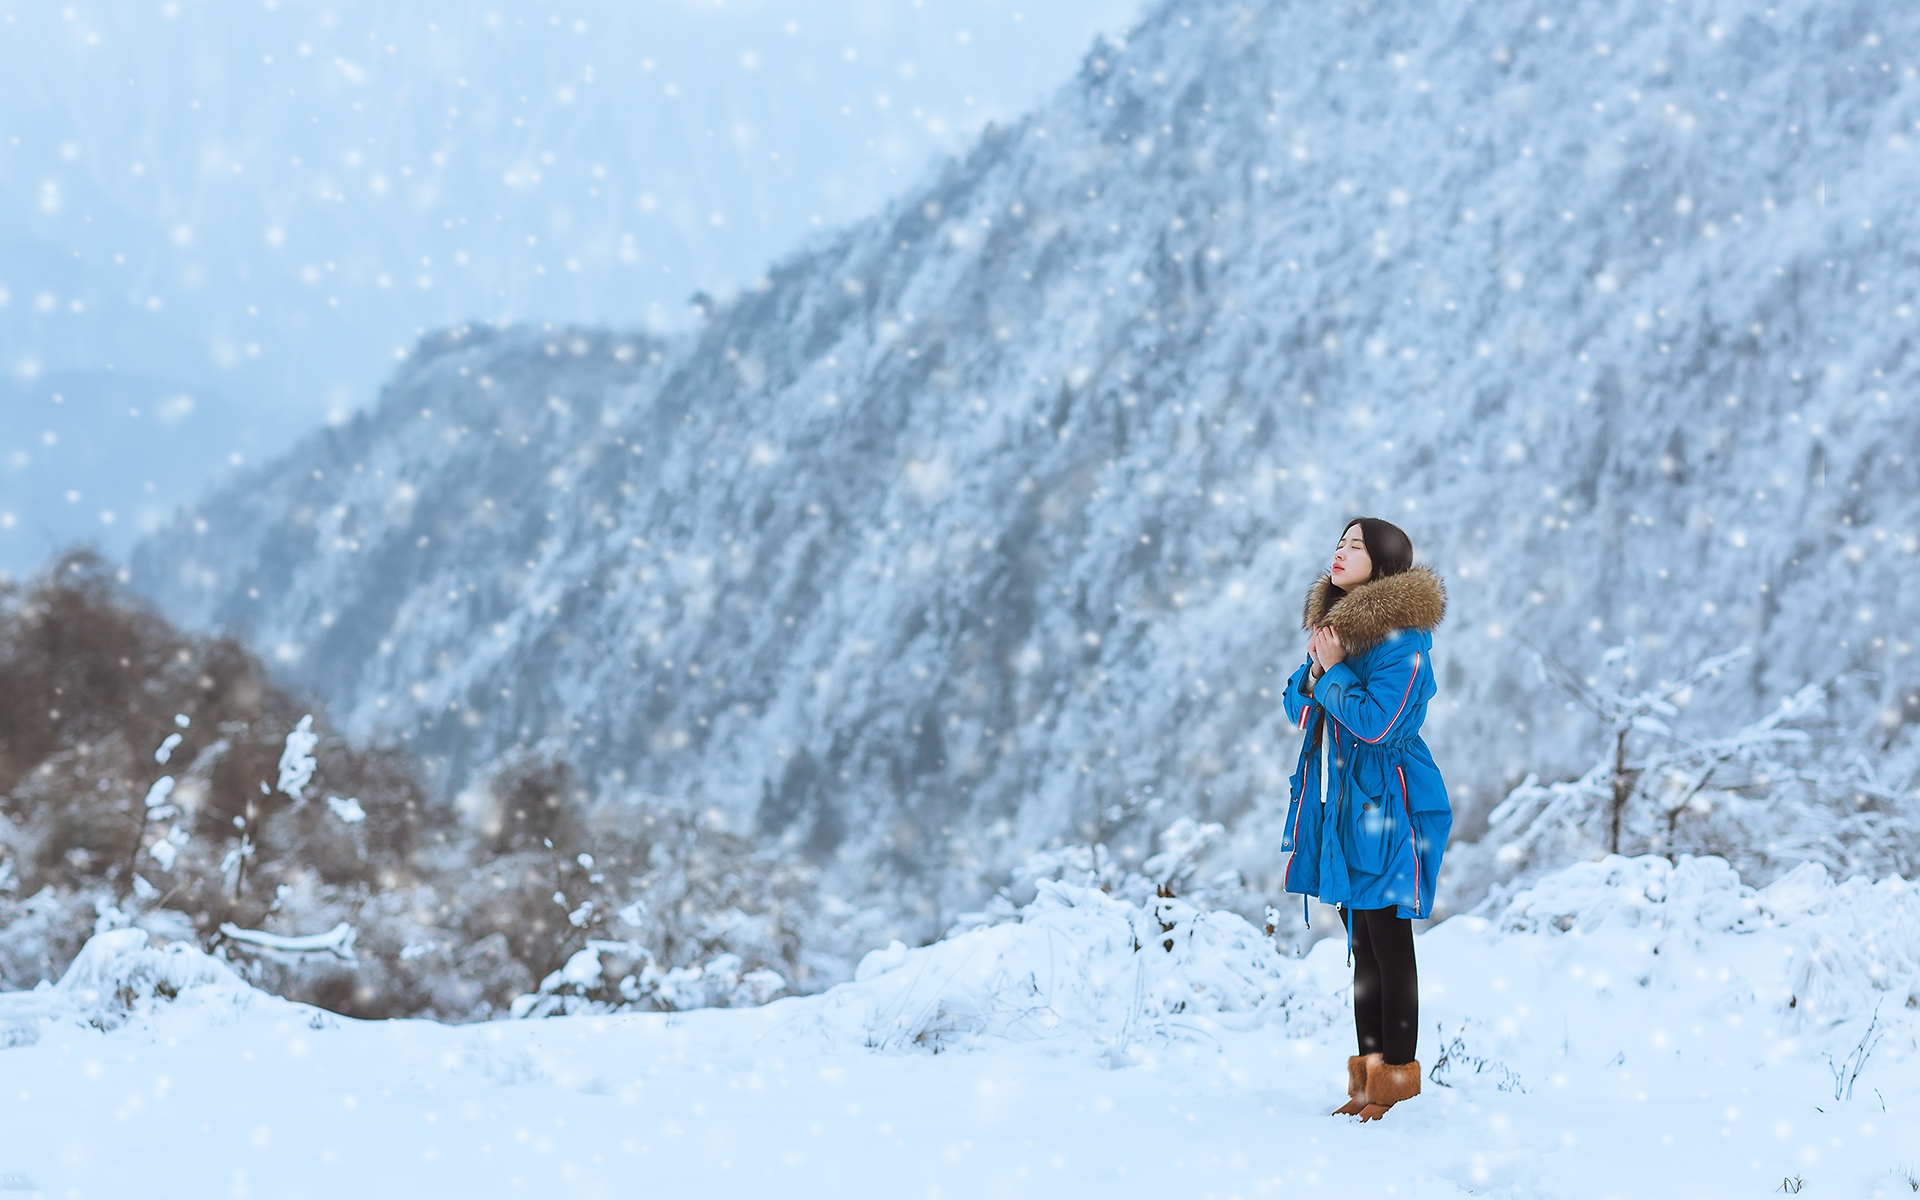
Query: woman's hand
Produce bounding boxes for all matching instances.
[1311,626,1347,669]
[1304,628,1328,690]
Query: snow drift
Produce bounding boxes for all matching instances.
[5,851,1918,1200]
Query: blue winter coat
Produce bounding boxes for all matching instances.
[1279,567,1451,920]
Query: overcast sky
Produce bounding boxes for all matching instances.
[0,0,1144,574]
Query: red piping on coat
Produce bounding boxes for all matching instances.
[1283,715,1314,890]
[1353,652,1420,745]
[1398,763,1420,914]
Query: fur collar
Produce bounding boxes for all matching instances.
[1300,565,1447,657]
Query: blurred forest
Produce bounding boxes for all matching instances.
[0,553,879,1018]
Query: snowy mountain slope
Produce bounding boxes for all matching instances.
[134,0,1920,925]
[3,855,1918,1197]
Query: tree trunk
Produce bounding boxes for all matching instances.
[1608,724,1632,855]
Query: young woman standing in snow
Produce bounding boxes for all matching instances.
[1280,517,1450,1122]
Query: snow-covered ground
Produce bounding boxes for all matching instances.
[4,855,1916,1199]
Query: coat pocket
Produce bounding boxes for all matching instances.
[1340,779,1397,876]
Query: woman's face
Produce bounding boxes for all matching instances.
[1330,525,1372,588]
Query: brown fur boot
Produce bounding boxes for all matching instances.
[1356,1058,1421,1122]
[1331,1053,1382,1116]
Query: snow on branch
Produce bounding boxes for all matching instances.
[217,921,358,965]
[276,715,319,803]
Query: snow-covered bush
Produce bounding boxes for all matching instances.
[817,876,1334,1057]
[812,847,1920,1077]
[509,940,786,1019]
[493,792,890,1019]
[763,820,1342,1055]
[0,927,254,1046]
[1482,853,1920,1032]
[503,816,1274,1025]
[1453,643,1920,909]
[1001,816,1231,907]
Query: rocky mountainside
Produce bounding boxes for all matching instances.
[134,0,1920,931]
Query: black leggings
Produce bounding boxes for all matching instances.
[1341,906,1418,1065]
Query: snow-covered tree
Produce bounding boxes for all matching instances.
[1463,643,1920,902]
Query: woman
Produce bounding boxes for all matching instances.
[1280,517,1450,1122]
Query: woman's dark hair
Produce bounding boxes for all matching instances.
[1339,516,1414,584]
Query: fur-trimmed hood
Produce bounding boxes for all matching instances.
[1300,565,1447,657]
